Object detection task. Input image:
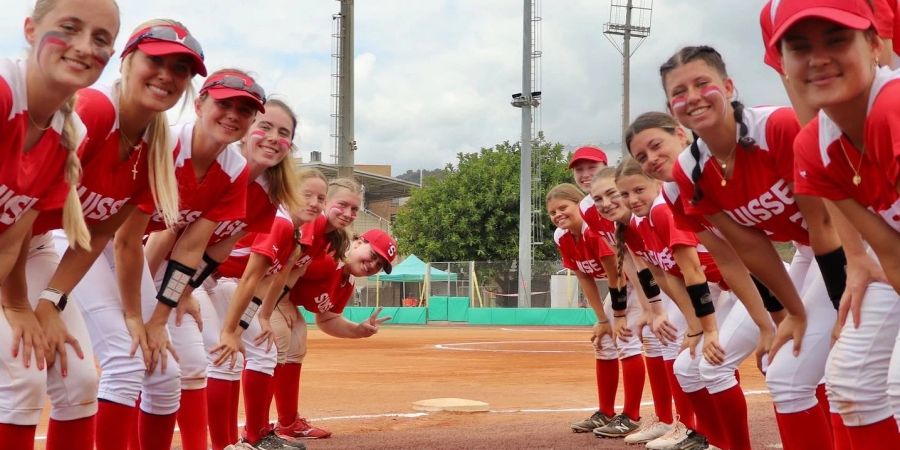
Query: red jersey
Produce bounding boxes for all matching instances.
[662,181,711,234]
[33,83,157,234]
[554,223,613,279]
[288,255,354,314]
[793,67,900,233]
[140,122,249,234]
[638,195,723,284]
[623,215,651,265]
[672,106,809,245]
[205,174,276,246]
[0,59,81,232]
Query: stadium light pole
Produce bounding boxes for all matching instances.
[604,1,652,147]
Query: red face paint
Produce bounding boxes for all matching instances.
[250,129,266,140]
[92,48,112,67]
[37,31,70,60]
[701,85,724,98]
[669,94,687,112]
[278,138,291,150]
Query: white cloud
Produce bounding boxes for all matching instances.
[1,0,787,174]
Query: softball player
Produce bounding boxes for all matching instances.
[768,0,900,447]
[0,1,117,448]
[663,45,844,450]
[546,183,647,439]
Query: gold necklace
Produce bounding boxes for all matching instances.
[28,113,52,131]
[838,138,863,186]
[712,146,737,187]
[120,132,143,181]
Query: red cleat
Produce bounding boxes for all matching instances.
[275,416,332,440]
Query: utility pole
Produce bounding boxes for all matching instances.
[334,0,356,179]
[604,1,653,147]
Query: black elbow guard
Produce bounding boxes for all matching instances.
[751,275,784,313]
[637,268,660,299]
[609,286,628,311]
[686,283,716,318]
[239,297,263,330]
[157,260,196,308]
[815,247,847,310]
[188,253,220,288]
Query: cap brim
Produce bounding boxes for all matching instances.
[382,259,393,274]
[136,41,207,77]
[206,87,266,113]
[768,7,872,50]
[568,156,607,169]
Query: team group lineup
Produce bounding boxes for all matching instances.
[1,0,900,450]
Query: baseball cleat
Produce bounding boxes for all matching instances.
[645,420,690,449]
[593,413,641,438]
[570,410,613,433]
[623,414,672,444]
[275,415,332,439]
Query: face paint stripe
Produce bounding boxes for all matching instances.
[37,31,70,60]
[670,95,687,112]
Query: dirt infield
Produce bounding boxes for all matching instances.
[35,324,784,449]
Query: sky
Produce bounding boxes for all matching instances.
[1,0,788,175]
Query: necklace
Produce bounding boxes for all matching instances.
[838,138,864,186]
[28,113,52,132]
[711,146,737,187]
[120,132,143,181]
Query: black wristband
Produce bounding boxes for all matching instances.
[239,297,263,330]
[750,275,784,313]
[686,282,716,318]
[609,286,628,311]
[279,284,292,302]
[637,268,661,299]
[156,260,196,308]
[686,331,704,338]
[188,253,220,288]
[815,247,847,310]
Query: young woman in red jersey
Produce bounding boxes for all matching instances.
[768,0,900,447]
[197,103,321,450]
[0,0,118,448]
[616,158,766,450]
[24,18,204,450]
[545,183,647,439]
[256,177,362,442]
[661,45,848,450]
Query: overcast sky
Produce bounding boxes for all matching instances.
[1,0,787,175]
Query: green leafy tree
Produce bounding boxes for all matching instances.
[393,135,572,293]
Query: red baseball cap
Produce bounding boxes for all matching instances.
[361,229,398,274]
[568,145,609,169]
[200,72,266,113]
[768,0,874,50]
[121,24,207,76]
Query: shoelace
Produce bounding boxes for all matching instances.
[635,415,659,432]
[657,421,687,441]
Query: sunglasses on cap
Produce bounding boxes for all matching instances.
[201,75,267,102]
[123,25,205,60]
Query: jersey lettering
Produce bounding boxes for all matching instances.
[79,187,129,221]
[723,179,802,228]
[0,184,39,225]
[213,220,249,240]
[575,259,602,274]
[314,292,334,312]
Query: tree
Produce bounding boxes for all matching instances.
[393,134,572,264]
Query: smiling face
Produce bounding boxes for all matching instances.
[616,174,659,218]
[325,187,361,229]
[345,240,386,276]
[244,104,294,170]
[663,59,734,134]
[571,160,605,191]
[590,176,629,223]
[780,18,880,112]
[26,0,119,92]
[122,51,192,113]
[195,94,257,145]
[546,197,582,231]
[628,127,688,182]
[296,176,327,223]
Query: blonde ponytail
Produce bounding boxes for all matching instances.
[145,111,179,227]
[59,96,90,250]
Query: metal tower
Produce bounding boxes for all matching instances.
[603,0,652,146]
[331,0,356,178]
[510,0,543,308]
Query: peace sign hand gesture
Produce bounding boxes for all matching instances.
[356,307,391,338]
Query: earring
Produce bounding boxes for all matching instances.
[784,74,790,82]
[876,57,881,67]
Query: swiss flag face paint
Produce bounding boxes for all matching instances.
[249,129,266,141]
[37,31,70,60]
[669,95,687,112]
[701,84,729,116]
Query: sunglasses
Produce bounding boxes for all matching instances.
[123,25,204,60]
[202,75,266,102]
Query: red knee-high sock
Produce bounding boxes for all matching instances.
[0,423,37,450]
[685,389,729,449]
[138,410,177,450]
[243,369,275,443]
[711,385,750,450]
[845,417,900,450]
[96,400,137,450]
[207,379,234,450]
[595,358,619,417]
[815,384,833,435]
[664,360,696,429]
[47,416,94,450]
[620,355,645,421]
[645,356,673,424]
[229,378,241,444]
[774,406,834,450]
[177,388,209,450]
[830,413,851,450]
[274,363,302,426]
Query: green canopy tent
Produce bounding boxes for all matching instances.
[368,254,457,306]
